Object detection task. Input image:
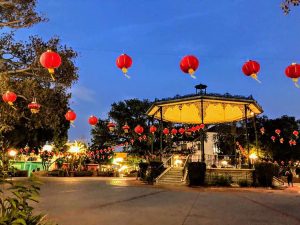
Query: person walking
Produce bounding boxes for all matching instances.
[285,167,293,187]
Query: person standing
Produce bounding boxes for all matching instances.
[285,167,293,187]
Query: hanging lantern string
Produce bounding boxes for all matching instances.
[66,46,300,62]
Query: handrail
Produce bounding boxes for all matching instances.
[155,167,172,183]
[162,154,174,167]
[273,176,285,186]
[182,155,191,182]
[182,155,190,169]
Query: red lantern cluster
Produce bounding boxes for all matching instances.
[180,55,199,79]
[285,63,300,88]
[116,54,132,78]
[134,125,144,135]
[40,50,62,80]
[88,115,98,126]
[65,110,77,124]
[2,91,17,106]
[242,60,261,83]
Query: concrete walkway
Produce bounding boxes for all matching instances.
[36,177,300,225]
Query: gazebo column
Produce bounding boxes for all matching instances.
[200,97,205,163]
[244,105,251,168]
[159,107,163,154]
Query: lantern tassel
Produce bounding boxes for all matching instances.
[251,74,261,83]
[190,74,196,79]
[70,121,75,127]
[50,73,56,81]
[124,74,130,79]
[8,102,17,110]
[293,79,300,88]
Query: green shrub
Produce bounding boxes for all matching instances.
[238,179,250,187]
[0,177,49,225]
[74,170,93,177]
[209,175,232,186]
[254,162,279,187]
[13,170,28,177]
[48,169,65,177]
[296,167,300,175]
[138,162,149,180]
[146,161,165,184]
[188,162,206,186]
[97,171,114,177]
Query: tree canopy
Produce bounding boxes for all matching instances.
[0,0,78,150]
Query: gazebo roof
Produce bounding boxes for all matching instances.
[146,92,263,124]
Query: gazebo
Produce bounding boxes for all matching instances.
[146,84,263,164]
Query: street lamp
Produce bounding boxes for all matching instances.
[249,153,258,167]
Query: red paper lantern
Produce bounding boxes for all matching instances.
[138,136,143,142]
[163,128,169,135]
[149,125,157,134]
[171,128,178,135]
[293,130,299,137]
[65,110,76,123]
[179,128,185,135]
[134,125,144,135]
[289,140,294,146]
[185,128,192,136]
[199,123,205,129]
[191,126,197,132]
[180,55,199,79]
[142,134,147,140]
[130,139,134,145]
[88,115,98,126]
[260,127,265,135]
[2,91,17,106]
[242,60,261,83]
[40,50,62,80]
[280,138,284,144]
[271,136,276,142]
[285,63,300,88]
[28,99,41,114]
[116,54,132,78]
[122,123,130,133]
[275,129,281,136]
[107,122,116,132]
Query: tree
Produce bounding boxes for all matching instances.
[90,119,115,149]
[0,1,78,150]
[249,115,300,161]
[90,99,157,156]
[109,98,152,133]
[281,0,300,14]
[0,0,45,29]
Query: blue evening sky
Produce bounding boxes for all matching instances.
[13,0,300,142]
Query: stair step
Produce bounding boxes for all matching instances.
[159,180,183,183]
[164,176,183,178]
[159,178,183,182]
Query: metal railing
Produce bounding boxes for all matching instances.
[182,155,191,183]
[155,154,174,183]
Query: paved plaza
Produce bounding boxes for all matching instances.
[35,177,300,225]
